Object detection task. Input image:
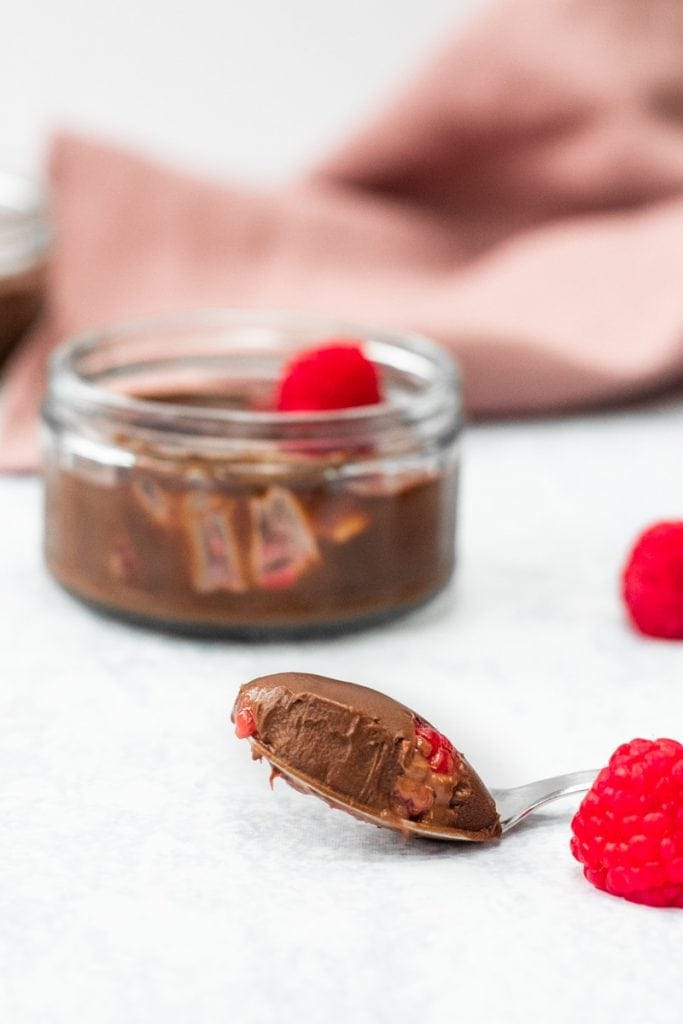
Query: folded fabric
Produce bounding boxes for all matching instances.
[3,0,683,471]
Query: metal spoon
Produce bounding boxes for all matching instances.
[490,769,598,835]
[254,738,598,841]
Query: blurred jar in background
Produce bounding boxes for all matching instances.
[0,171,50,368]
[42,313,461,638]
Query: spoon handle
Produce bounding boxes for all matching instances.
[490,769,599,833]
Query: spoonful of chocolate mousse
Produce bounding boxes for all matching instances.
[231,673,597,841]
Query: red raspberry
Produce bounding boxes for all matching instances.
[234,702,257,739]
[622,521,683,639]
[570,738,683,907]
[276,340,381,412]
[414,720,458,775]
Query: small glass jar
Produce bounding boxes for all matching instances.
[0,171,50,367]
[41,312,461,637]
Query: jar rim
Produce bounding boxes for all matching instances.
[45,310,460,449]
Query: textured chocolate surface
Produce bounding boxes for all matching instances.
[232,672,501,841]
[45,460,455,634]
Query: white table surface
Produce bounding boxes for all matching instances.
[2,396,682,1023]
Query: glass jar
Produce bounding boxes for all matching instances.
[0,171,50,367]
[41,312,461,637]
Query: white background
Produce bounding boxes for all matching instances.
[2,3,683,1023]
[5,0,489,182]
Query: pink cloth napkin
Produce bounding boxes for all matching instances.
[3,0,683,472]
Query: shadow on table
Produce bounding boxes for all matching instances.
[225,788,572,865]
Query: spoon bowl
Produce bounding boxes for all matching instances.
[254,737,597,841]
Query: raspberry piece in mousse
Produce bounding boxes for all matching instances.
[414,720,458,775]
[570,737,683,907]
[276,340,381,412]
[249,486,319,590]
[622,521,683,639]
[234,700,257,739]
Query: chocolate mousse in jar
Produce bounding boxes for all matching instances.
[41,312,461,637]
[0,171,49,367]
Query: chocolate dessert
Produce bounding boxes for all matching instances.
[0,172,49,367]
[44,455,456,635]
[0,265,44,367]
[232,673,501,841]
[42,316,460,636]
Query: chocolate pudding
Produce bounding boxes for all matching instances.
[45,450,457,635]
[0,266,44,366]
[232,673,501,840]
[0,172,49,367]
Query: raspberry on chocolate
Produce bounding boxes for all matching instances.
[276,340,381,411]
[234,701,257,739]
[414,719,458,775]
[570,738,683,907]
[622,521,683,639]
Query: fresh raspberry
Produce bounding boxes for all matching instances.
[570,738,683,907]
[276,340,381,412]
[234,701,257,739]
[414,720,458,775]
[622,521,683,639]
